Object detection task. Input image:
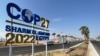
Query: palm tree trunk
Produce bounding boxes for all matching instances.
[84,35,88,44]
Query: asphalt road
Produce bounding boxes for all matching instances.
[0,41,82,56]
[91,41,100,56]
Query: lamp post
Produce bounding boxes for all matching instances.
[62,35,65,49]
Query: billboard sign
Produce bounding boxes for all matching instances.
[5,3,50,45]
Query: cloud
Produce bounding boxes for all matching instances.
[52,18,61,22]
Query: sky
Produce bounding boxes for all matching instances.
[0,0,100,39]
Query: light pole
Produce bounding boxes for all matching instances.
[62,35,65,49]
[61,32,65,49]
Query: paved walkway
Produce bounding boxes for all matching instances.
[86,41,99,56]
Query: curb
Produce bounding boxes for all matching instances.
[48,42,84,52]
[35,41,84,53]
[86,41,99,56]
[68,42,84,49]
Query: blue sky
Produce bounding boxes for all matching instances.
[0,0,100,39]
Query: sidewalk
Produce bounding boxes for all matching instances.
[86,41,99,56]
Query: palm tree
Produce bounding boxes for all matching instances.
[79,26,89,43]
[57,34,61,43]
[52,33,56,42]
[57,34,61,37]
[57,34,60,43]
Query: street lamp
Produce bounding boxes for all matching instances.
[62,35,65,49]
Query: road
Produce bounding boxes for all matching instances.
[0,41,82,56]
[91,41,100,56]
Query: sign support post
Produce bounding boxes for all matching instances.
[9,44,12,56]
[45,27,48,56]
[32,43,34,56]
[32,22,34,56]
[9,7,13,56]
[46,40,47,56]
